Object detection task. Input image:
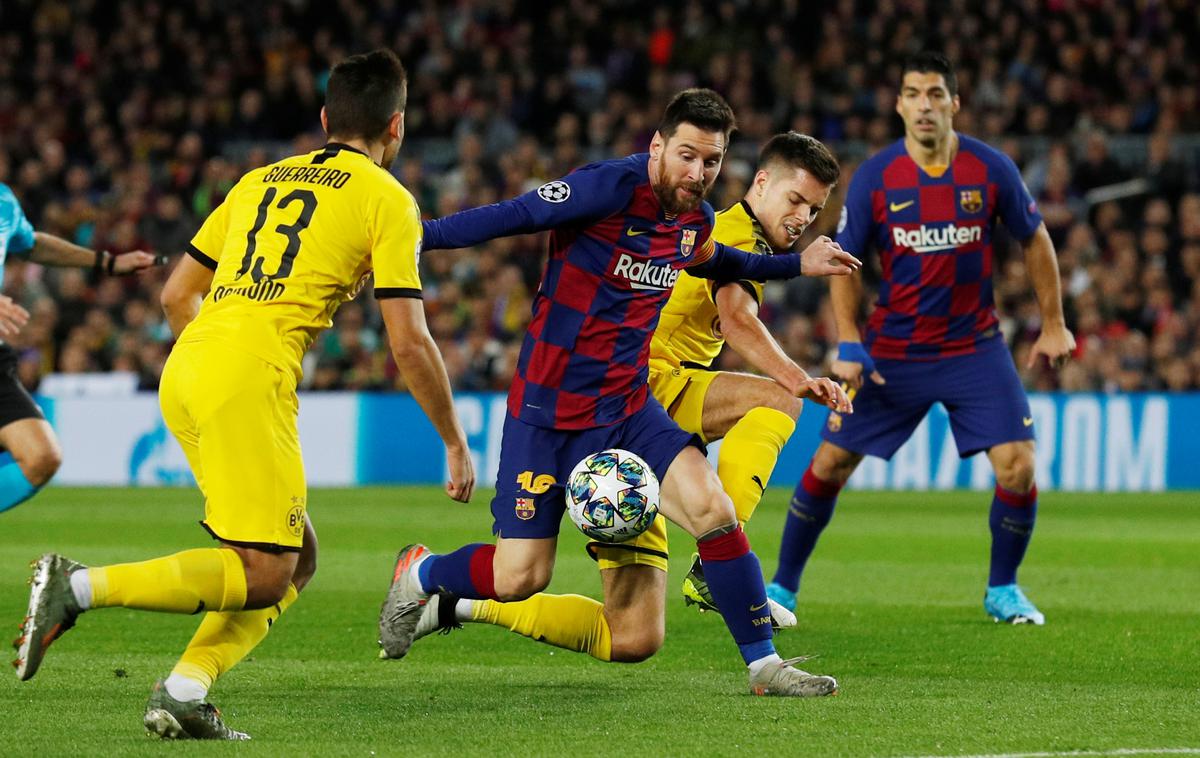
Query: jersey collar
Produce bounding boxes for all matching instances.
[321,142,370,158]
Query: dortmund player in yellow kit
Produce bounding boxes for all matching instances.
[13,49,474,739]
[409,133,851,663]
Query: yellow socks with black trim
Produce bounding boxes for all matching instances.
[170,582,300,694]
[87,548,247,614]
[473,593,612,661]
[718,407,796,523]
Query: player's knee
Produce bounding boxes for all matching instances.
[238,551,299,609]
[18,445,63,487]
[244,572,293,609]
[493,568,551,602]
[610,627,663,663]
[763,391,802,421]
[690,486,738,536]
[995,452,1036,493]
[811,444,857,485]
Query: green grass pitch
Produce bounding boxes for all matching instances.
[1,486,1197,757]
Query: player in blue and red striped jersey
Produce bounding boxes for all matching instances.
[767,53,1076,625]
[379,89,862,697]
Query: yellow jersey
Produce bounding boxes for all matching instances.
[650,200,769,368]
[180,143,422,380]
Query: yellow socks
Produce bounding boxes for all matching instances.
[718,406,796,523]
[171,583,299,689]
[88,548,247,614]
[474,593,612,662]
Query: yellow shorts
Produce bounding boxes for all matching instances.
[588,359,720,571]
[159,340,307,551]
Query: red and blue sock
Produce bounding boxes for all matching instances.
[697,526,775,665]
[988,484,1038,586]
[771,465,841,593]
[417,543,497,600]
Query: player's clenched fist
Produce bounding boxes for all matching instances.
[110,250,163,274]
[444,444,476,503]
[801,236,861,276]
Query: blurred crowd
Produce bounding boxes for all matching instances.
[1,0,1198,394]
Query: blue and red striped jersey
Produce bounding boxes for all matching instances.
[422,153,804,429]
[836,134,1042,360]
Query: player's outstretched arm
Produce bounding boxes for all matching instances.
[380,297,474,503]
[687,239,860,282]
[1021,222,1076,369]
[160,253,215,338]
[29,231,163,274]
[422,162,639,251]
[715,283,849,412]
[715,284,851,412]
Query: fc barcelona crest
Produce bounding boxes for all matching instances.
[680,228,697,257]
[515,497,536,520]
[826,412,843,433]
[959,189,983,214]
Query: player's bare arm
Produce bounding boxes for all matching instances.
[380,297,474,503]
[30,231,160,274]
[829,269,885,388]
[1020,222,1076,369]
[714,283,850,412]
[160,254,215,338]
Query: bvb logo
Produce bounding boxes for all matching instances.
[285,497,306,537]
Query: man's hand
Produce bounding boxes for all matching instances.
[795,375,854,413]
[111,250,162,274]
[444,442,476,503]
[801,236,862,276]
[0,295,30,337]
[833,341,885,390]
[1026,323,1076,370]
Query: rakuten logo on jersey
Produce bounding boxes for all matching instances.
[612,252,680,290]
[892,223,983,253]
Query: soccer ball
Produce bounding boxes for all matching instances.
[566,449,660,543]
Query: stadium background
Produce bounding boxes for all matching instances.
[0,3,1197,756]
[0,0,1195,490]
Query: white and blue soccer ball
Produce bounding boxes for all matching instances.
[566,449,660,543]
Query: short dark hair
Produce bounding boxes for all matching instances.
[658,88,737,142]
[901,51,958,97]
[325,49,407,141]
[757,132,840,186]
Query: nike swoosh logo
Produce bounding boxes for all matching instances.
[749,601,768,612]
[1023,417,1034,427]
[889,200,915,212]
[626,227,649,236]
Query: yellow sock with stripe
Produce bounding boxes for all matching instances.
[171,583,299,690]
[473,593,612,661]
[717,406,796,523]
[87,548,247,614]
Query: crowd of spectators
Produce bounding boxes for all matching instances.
[1,0,1198,395]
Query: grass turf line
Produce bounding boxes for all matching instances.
[0,487,1197,757]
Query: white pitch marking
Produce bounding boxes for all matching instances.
[898,749,1200,758]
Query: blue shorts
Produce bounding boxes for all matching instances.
[491,396,701,540]
[821,339,1034,460]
